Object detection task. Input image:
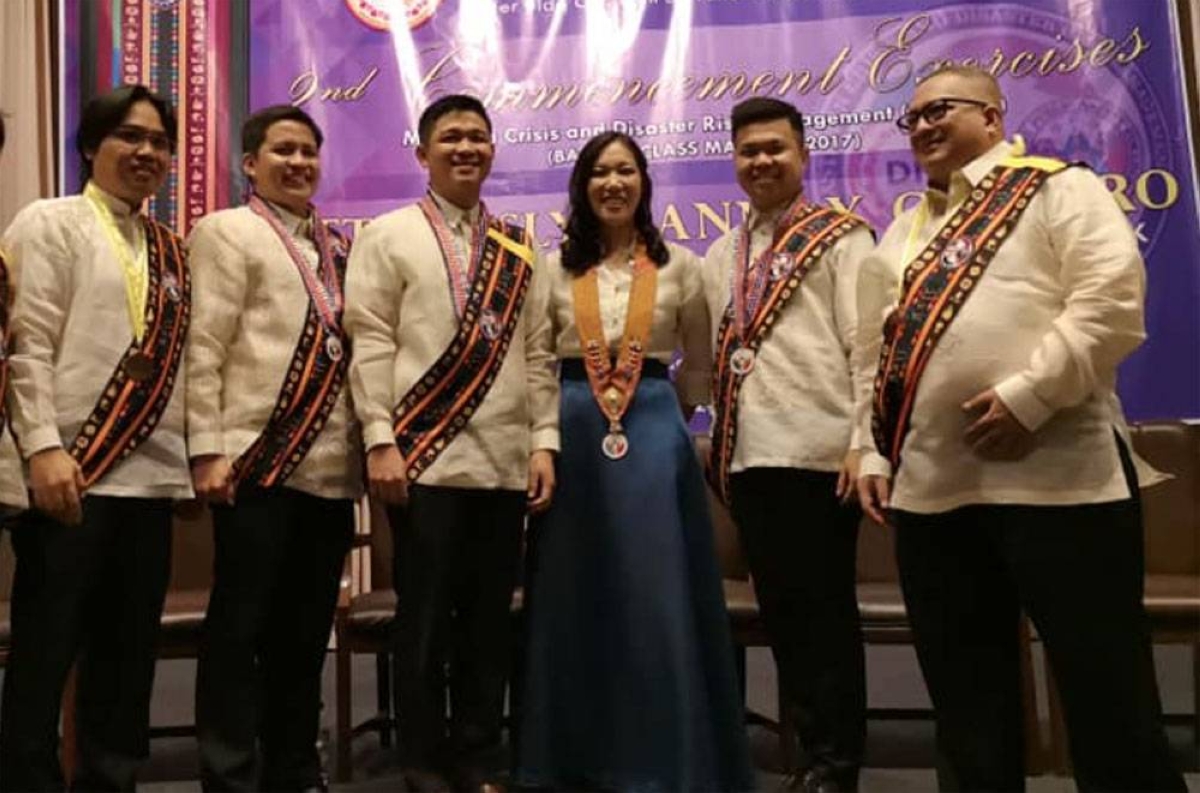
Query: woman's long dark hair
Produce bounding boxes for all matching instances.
[560,131,670,275]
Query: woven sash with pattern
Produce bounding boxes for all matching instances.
[234,227,352,487]
[709,205,867,504]
[392,220,535,482]
[69,219,190,487]
[872,162,1064,469]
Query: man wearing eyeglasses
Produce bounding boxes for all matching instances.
[0,84,191,790]
[854,64,1183,791]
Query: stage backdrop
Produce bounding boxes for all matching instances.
[61,0,1200,421]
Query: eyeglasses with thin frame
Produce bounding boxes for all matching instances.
[896,97,997,132]
[107,125,173,153]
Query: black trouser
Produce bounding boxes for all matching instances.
[730,468,865,786]
[196,487,354,792]
[0,497,173,792]
[893,441,1184,792]
[388,485,524,783]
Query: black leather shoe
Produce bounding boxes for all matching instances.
[454,767,508,793]
[780,766,853,793]
[403,767,453,792]
[779,771,805,791]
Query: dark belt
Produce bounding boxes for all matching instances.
[560,358,669,381]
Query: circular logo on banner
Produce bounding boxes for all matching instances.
[1016,90,1165,253]
[804,3,1172,244]
[345,0,440,31]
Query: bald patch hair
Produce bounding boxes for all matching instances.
[918,64,1004,107]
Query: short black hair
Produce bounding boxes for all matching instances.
[730,97,805,141]
[0,111,6,151]
[418,94,491,147]
[241,104,324,156]
[76,84,177,178]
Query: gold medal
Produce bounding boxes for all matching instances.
[602,385,623,413]
[124,351,155,382]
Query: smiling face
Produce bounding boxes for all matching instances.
[86,99,172,206]
[416,109,494,208]
[907,72,1004,187]
[243,119,321,215]
[733,117,808,214]
[586,139,644,234]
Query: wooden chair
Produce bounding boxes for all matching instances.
[331,498,525,782]
[145,503,215,739]
[856,511,1048,771]
[1132,421,1200,744]
[333,498,398,782]
[1043,420,1200,772]
[0,529,14,663]
[2,504,213,785]
[693,434,799,771]
[695,434,1049,773]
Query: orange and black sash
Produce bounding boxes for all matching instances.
[0,250,11,430]
[708,204,867,504]
[233,219,351,488]
[392,219,534,482]
[871,161,1067,469]
[69,219,190,487]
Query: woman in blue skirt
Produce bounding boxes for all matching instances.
[515,131,755,792]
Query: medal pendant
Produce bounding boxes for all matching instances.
[769,252,791,281]
[325,335,345,362]
[940,236,974,269]
[602,385,624,414]
[729,347,756,376]
[601,431,629,461]
[480,309,502,340]
[162,271,183,303]
[124,351,155,382]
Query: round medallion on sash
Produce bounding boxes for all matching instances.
[601,431,629,460]
[769,252,791,281]
[940,237,974,270]
[162,271,183,303]
[481,309,502,341]
[325,335,345,362]
[124,351,155,382]
[729,347,756,376]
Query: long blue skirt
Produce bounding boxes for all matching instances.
[515,375,755,792]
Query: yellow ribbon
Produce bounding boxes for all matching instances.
[486,227,534,264]
[85,183,148,342]
[900,136,1031,270]
[900,198,930,272]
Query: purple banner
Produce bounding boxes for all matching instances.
[239,0,1199,420]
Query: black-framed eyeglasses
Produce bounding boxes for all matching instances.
[108,125,173,153]
[896,98,995,132]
